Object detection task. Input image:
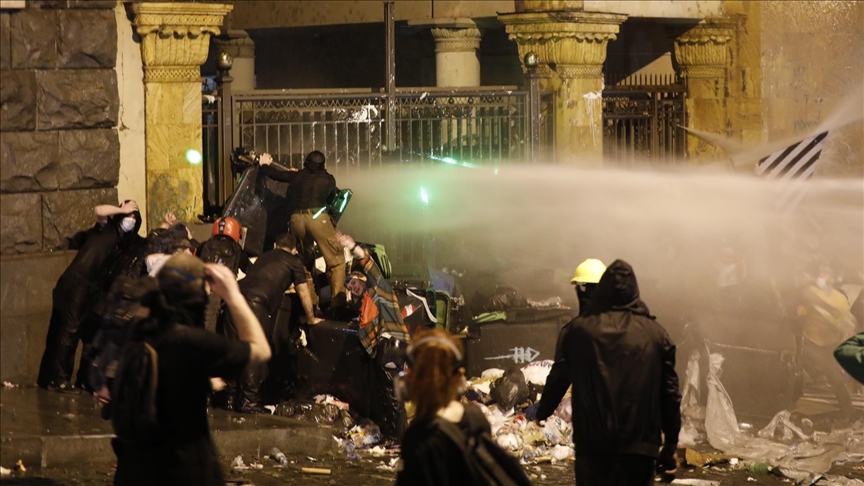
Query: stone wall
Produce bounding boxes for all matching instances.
[0,1,120,382]
[759,0,864,177]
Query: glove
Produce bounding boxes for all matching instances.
[524,403,540,422]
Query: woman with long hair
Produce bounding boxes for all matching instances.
[395,329,531,486]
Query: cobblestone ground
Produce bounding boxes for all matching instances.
[1,451,860,485]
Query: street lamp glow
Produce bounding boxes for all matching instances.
[420,187,429,205]
[186,149,203,165]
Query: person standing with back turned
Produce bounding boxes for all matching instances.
[532,260,681,486]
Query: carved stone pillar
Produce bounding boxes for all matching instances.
[212,29,255,91]
[430,25,481,87]
[500,11,627,165]
[132,2,232,229]
[674,18,735,162]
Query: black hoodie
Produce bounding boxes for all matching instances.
[537,260,681,458]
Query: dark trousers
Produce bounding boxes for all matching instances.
[38,282,100,388]
[218,299,273,406]
[575,454,655,486]
[369,337,408,441]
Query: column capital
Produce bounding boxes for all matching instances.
[674,17,736,79]
[499,11,627,78]
[132,2,233,83]
[212,29,255,59]
[430,27,481,53]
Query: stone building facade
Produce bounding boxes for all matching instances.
[0,0,861,381]
[1,1,121,382]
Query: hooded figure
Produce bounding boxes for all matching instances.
[534,260,681,486]
[38,201,143,393]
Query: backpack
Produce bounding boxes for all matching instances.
[110,339,165,445]
[199,235,243,274]
[433,406,532,486]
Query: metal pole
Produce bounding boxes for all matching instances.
[216,53,234,205]
[385,1,396,153]
[524,59,541,164]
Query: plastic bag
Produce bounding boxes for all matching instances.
[705,353,744,450]
[489,367,529,410]
[521,360,554,387]
[757,410,810,442]
[470,283,528,316]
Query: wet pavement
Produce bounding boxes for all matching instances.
[1,386,861,485]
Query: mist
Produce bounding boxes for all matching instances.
[338,154,863,333]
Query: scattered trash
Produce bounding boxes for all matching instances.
[757,411,809,442]
[301,467,331,475]
[307,457,317,462]
[348,424,382,447]
[2,381,18,388]
[269,448,289,466]
[314,394,350,411]
[746,478,757,482]
[231,455,248,471]
[520,360,553,387]
[263,405,276,415]
[249,461,263,470]
[0,466,10,476]
[376,458,399,471]
[549,444,574,462]
[15,460,25,473]
[685,449,728,468]
[671,480,721,486]
[747,462,772,474]
[490,367,529,410]
[232,417,246,424]
[275,399,354,428]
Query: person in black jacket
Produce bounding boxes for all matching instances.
[215,233,321,413]
[259,151,347,310]
[38,200,142,393]
[532,260,681,486]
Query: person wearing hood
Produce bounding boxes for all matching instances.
[38,200,143,393]
[530,260,681,486]
[259,150,347,312]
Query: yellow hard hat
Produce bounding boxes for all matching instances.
[571,259,606,284]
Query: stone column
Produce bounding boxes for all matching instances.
[674,18,735,162]
[429,23,481,87]
[132,2,232,229]
[500,11,627,165]
[212,29,255,91]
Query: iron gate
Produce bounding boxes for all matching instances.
[602,73,686,164]
[204,86,553,268]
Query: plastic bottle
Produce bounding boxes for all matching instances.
[269,447,289,466]
[747,462,772,474]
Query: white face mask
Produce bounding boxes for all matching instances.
[120,217,137,233]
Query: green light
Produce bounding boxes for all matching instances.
[186,149,202,165]
[442,157,457,165]
[339,196,348,213]
[420,187,429,205]
[312,206,327,219]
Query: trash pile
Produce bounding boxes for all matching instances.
[272,394,355,428]
[678,351,864,484]
[464,360,576,464]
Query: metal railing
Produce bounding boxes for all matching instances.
[229,88,543,173]
[202,98,221,212]
[602,73,686,164]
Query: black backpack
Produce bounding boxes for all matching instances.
[110,339,165,445]
[433,405,533,486]
[199,235,243,274]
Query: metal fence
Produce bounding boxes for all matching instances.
[230,88,547,173]
[602,73,686,164]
